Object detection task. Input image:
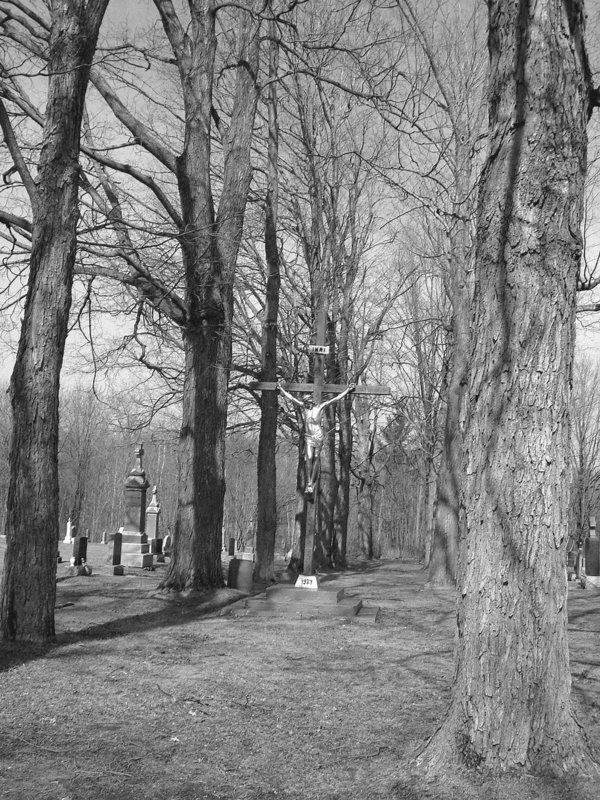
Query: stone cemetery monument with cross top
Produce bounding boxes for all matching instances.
[112,443,154,571]
[256,332,390,593]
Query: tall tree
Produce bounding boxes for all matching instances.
[152,0,261,590]
[0,0,110,641]
[254,2,281,583]
[421,0,597,774]
[394,0,486,585]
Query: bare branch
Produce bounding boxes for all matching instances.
[89,67,178,173]
[152,0,188,65]
[0,207,31,232]
[0,97,37,204]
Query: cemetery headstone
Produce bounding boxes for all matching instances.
[112,530,123,575]
[585,516,600,586]
[228,545,254,591]
[63,516,73,544]
[71,535,88,567]
[119,444,153,569]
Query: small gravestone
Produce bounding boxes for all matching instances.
[228,546,255,591]
[585,517,600,587]
[151,537,163,555]
[63,516,73,544]
[228,558,253,592]
[71,535,87,567]
[66,535,92,576]
[112,530,122,571]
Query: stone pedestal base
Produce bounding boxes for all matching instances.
[120,552,154,568]
[119,532,153,569]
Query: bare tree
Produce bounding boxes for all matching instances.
[393,0,486,584]
[254,2,281,582]
[0,0,110,641]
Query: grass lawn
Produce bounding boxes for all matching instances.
[1,542,599,799]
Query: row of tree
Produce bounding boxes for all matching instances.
[0,377,435,562]
[1,0,600,779]
[0,0,471,602]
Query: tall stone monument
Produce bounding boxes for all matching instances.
[120,444,153,569]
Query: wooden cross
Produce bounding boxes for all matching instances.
[255,302,390,579]
[255,376,390,577]
[256,382,390,397]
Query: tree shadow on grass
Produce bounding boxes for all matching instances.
[0,587,245,673]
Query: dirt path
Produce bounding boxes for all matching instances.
[0,545,599,799]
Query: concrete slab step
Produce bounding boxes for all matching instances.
[264,585,345,605]
[229,594,362,620]
[355,605,380,623]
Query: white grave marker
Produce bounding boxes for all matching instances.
[295,574,319,590]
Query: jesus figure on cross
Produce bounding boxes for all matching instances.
[277,380,355,495]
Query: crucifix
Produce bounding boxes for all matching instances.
[256,346,390,581]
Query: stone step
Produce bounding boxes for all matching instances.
[264,585,345,605]
[239,596,362,619]
[355,605,380,623]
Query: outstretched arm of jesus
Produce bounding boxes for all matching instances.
[277,381,305,408]
[318,383,356,411]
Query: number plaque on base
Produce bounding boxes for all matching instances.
[295,574,319,590]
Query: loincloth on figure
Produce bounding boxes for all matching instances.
[305,429,324,450]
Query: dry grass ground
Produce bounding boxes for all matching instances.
[1,542,600,799]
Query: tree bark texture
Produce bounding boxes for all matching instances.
[422,0,594,775]
[158,1,260,591]
[0,0,109,641]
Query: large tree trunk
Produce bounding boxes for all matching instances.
[421,0,594,775]
[334,392,353,568]
[355,395,376,559]
[289,443,307,573]
[333,299,354,570]
[159,1,259,591]
[316,403,338,568]
[427,342,463,584]
[317,320,339,568]
[255,14,280,583]
[0,0,109,642]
